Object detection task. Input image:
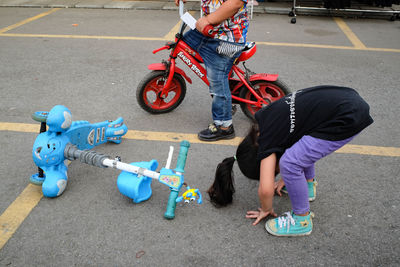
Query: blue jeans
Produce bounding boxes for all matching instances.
[183,30,244,127]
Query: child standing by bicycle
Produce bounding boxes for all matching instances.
[175,0,249,141]
[207,85,373,236]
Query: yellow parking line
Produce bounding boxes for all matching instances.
[256,41,400,53]
[164,20,182,40]
[336,144,400,157]
[334,17,367,49]
[0,120,399,249]
[0,122,40,133]
[0,33,166,41]
[1,121,400,157]
[164,11,196,40]
[0,184,43,249]
[124,129,243,146]
[1,33,398,53]
[0,159,71,250]
[0,8,398,53]
[0,8,61,34]
[125,130,400,157]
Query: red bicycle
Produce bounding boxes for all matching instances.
[137,4,291,120]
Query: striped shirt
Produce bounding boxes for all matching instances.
[202,0,249,43]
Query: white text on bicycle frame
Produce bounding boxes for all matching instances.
[177,51,205,78]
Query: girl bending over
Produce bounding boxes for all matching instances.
[208,85,373,237]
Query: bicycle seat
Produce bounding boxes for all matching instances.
[236,42,256,63]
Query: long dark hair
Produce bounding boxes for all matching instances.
[207,124,260,207]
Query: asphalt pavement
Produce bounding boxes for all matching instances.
[0,5,399,266]
[0,0,399,19]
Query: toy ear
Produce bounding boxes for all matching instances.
[61,111,72,129]
[47,105,72,132]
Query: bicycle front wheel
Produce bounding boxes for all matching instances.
[136,70,187,114]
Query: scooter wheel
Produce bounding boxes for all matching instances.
[136,71,187,114]
[32,111,49,122]
[239,79,291,120]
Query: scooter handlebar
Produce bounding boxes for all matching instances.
[164,140,190,219]
[175,140,190,173]
[164,190,180,219]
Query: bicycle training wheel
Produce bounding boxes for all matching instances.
[239,79,291,120]
[136,70,187,114]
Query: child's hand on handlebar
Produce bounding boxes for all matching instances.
[197,17,216,37]
[196,17,210,33]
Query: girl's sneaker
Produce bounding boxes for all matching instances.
[265,211,314,237]
[281,179,317,202]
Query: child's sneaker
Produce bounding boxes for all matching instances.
[265,211,314,237]
[198,123,235,141]
[307,179,317,201]
[281,179,317,202]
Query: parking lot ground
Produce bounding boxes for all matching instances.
[0,7,399,266]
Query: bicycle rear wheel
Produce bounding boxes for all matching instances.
[239,79,290,120]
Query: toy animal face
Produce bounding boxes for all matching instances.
[33,136,64,167]
[47,105,72,132]
[182,189,197,201]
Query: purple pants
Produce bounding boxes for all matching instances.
[279,135,355,214]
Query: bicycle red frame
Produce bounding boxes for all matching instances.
[152,37,278,108]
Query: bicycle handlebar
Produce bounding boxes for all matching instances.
[179,0,215,37]
[179,0,184,17]
[202,24,215,38]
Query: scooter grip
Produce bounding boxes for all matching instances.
[202,24,214,37]
[164,189,179,220]
[174,140,190,173]
[164,140,190,219]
